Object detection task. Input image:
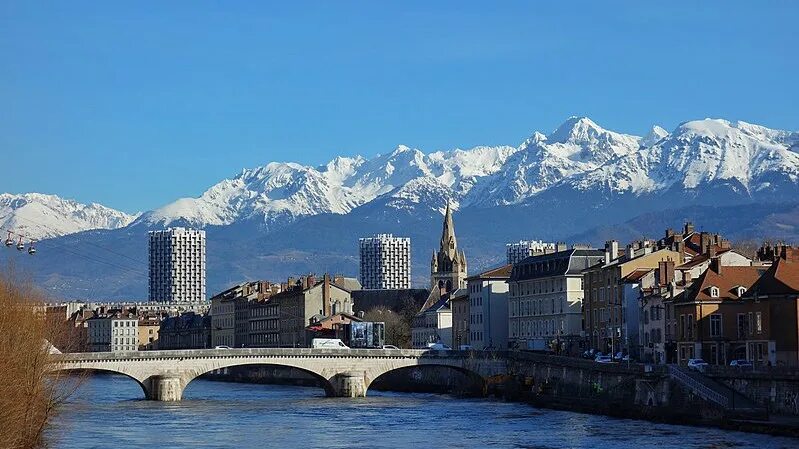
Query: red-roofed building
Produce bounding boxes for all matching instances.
[674,258,767,365]
[743,246,799,366]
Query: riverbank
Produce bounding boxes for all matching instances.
[201,356,799,438]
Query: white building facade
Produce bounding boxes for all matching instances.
[359,234,411,289]
[508,249,604,354]
[88,316,139,352]
[467,265,512,350]
[149,227,207,303]
[506,240,558,265]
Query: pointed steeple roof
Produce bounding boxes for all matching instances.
[440,201,457,257]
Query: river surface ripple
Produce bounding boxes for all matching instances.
[49,374,798,449]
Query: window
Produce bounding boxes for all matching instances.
[710,314,722,337]
[709,286,719,298]
[679,314,685,339]
[737,313,747,339]
[756,312,762,334]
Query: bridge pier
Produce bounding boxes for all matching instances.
[329,371,367,398]
[143,375,184,401]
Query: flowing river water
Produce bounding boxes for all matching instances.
[48,374,798,449]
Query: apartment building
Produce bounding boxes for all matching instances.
[359,234,411,289]
[509,248,604,353]
[506,240,560,265]
[450,291,470,349]
[466,264,512,350]
[148,227,206,303]
[673,259,763,365]
[583,240,683,355]
[87,313,139,352]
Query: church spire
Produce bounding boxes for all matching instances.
[440,201,457,257]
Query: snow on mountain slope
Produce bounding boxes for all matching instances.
[641,125,668,148]
[86,116,799,232]
[466,117,642,205]
[0,193,138,240]
[569,119,799,197]
[136,143,518,229]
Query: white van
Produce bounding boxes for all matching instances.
[427,342,452,351]
[311,338,350,349]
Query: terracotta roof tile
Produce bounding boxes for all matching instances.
[679,265,761,303]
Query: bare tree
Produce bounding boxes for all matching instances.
[0,265,82,449]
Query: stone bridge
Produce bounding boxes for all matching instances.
[52,348,508,401]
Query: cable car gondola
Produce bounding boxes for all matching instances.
[16,236,25,251]
[28,243,36,255]
[4,231,13,247]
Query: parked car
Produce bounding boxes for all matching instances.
[427,342,452,351]
[458,345,473,351]
[687,358,709,372]
[311,338,350,349]
[729,359,754,369]
[381,345,399,350]
[213,345,231,350]
[594,355,614,363]
[613,351,625,361]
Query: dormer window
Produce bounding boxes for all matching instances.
[709,286,720,298]
[736,286,746,297]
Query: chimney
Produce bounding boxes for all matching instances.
[665,228,675,239]
[710,257,721,275]
[306,275,316,289]
[322,274,331,316]
[658,260,675,286]
[556,242,567,252]
[604,240,618,265]
[700,232,712,254]
[782,246,798,263]
[682,270,693,286]
[626,244,635,260]
[684,222,695,235]
[677,240,685,256]
[707,244,717,258]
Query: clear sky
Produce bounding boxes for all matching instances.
[2,1,797,213]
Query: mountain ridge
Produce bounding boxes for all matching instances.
[3,116,799,299]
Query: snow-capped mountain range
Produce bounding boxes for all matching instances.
[4,116,799,299]
[135,116,799,230]
[0,193,138,241]
[4,116,799,240]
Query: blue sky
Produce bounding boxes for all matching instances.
[2,1,797,213]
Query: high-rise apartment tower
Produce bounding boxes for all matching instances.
[359,234,411,289]
[149,227,206,303]
[506,240,558,265]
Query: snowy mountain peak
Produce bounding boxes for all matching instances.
[25,116,797,239]
[547,116,606,143]
[0,193,138,240]
[642,125,669,147]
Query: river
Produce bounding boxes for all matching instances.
[48,374,797,449]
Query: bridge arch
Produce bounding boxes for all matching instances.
[52,367,150,399]
[183,362,337,398]
[365,363,487,396]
